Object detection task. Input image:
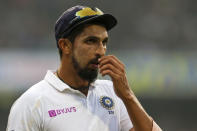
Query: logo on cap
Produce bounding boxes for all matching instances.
[76,7,103,18]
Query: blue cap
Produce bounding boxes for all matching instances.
[55,5,117,42]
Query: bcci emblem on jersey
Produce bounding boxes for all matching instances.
[99,96,115,110]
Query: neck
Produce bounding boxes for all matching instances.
[56,60,90,95]
[56,70,89,90]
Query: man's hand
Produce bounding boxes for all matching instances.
[99,55,155,131]
[98,55,133,100]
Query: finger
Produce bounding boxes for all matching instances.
[99,63,122,75]
[109,55,126,73]
[101,69,119,79]
[99,56,124,72]
[99,55,124,67]
[108,55,124,66]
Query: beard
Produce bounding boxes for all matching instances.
[72,55,100,83]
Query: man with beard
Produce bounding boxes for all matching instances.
[7,5,161,131]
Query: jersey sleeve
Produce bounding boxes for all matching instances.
[118,98,133,131]
[6,95,43,131]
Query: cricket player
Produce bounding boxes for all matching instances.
[7,5,162,131]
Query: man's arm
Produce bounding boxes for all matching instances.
[99,55,161,131]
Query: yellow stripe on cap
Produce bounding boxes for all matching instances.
[76,7,104,18]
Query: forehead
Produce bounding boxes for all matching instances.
[77,24,108,39]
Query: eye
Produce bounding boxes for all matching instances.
[102,39,108,46]
[84,37,98,44]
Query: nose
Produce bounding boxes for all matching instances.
[95,42,106,57]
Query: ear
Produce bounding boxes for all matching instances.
[58,38,72,55]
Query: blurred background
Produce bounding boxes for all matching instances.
[0,0,197,130]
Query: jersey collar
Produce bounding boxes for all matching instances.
[44,70,70,92]
[44,70,96,92]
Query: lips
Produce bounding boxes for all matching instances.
[90,62,99,68]
[89,61,99,69]
[88,57,100,69]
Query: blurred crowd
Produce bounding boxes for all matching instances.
[1,0,197,50]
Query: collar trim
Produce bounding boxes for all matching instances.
[44,70,96,92]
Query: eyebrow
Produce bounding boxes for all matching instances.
[84,36,109,42]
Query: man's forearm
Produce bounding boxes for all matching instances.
[121,91,153,131]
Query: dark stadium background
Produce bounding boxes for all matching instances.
[0,0,197,130]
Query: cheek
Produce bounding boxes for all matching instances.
[73,47,92,67]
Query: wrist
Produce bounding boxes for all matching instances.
[119,90,136,102]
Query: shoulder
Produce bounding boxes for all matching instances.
[20,80,47,100]
[11,80,49,111]
[7,81,48,130]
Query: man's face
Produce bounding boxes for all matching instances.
[71,24,108,83]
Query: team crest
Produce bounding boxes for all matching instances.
[99,96,114,110]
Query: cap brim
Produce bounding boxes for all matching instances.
[68,14,117,34]
[82,14,118,31]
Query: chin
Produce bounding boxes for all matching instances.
[78,68,98,83]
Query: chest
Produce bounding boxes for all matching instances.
[42,90,120,131]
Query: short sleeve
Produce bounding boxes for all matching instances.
[6,96,43,131]
[118,98,133,131]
